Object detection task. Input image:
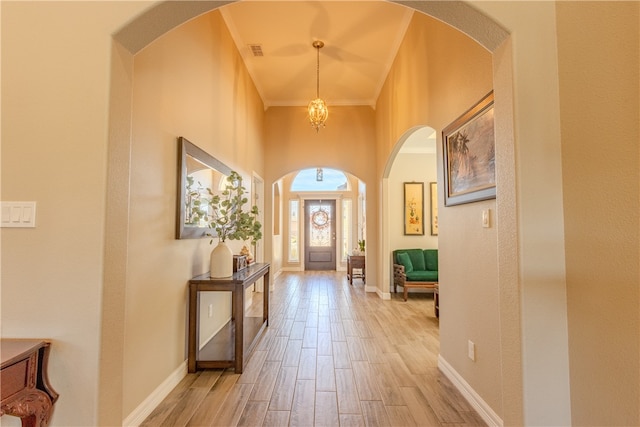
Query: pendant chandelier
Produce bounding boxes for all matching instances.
[308,40,328,132]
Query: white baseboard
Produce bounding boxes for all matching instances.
[122,360,187,426]
[438,355,503,427]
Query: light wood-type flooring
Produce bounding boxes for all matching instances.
[141,271,486,426]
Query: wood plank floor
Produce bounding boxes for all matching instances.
[141,271,486,426]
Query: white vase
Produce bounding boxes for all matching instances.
[210,241,233,278]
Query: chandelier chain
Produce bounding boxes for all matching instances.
[316,44,320,98]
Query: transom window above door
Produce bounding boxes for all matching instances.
[291,168,349,191]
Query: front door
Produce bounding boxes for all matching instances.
[304,200,336,270]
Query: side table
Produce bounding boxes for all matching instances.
[347,255,365,285]
[188,263,270,373]
[1,339,59,427]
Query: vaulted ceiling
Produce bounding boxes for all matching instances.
[219,1,414,109]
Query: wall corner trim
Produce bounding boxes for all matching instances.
[438,355,503,427]
[376,289,391,300]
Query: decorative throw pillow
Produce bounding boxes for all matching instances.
[397,252,413,273]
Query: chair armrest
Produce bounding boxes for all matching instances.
[393,263,407,287]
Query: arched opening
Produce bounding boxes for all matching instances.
[273,168,366,276]
[102,3,531,426]
[6,2,636,427]
[382,126,438,297]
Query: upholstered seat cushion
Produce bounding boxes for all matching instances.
[406,270,438,282]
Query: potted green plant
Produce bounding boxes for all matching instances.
[204,171,262,278]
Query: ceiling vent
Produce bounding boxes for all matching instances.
[248,44,264,57]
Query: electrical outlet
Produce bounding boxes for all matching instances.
[468,340,476,361]
[208,304,214,318]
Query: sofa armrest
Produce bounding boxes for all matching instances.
[393,263,407,293]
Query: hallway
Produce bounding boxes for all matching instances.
[141,271,486,426]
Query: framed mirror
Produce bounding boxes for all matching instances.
[176,137,231,239]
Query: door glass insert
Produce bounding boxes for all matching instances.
[309,203,333,247]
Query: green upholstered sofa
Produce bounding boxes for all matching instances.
[392,249,438,302]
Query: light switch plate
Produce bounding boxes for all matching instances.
[482,209,490,228]
[1,202,37,227]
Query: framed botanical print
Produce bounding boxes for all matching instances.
[430,182,438,236]
[404,182,424,235]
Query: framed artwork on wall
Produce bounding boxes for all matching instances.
[404,182,424,235]
[442,91,496,206]
[430,182,438,236]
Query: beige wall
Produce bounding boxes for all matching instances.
[2,1,639,426]
[1,2,149,426]
[124,9,265,418]
[473,2,573,423]
[556,2,640,425]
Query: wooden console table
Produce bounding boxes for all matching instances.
[188,263,270,373]
[347,255,365,285]
[1,339,59,427]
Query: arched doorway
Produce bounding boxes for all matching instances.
[273,168,366,275]
[382,126,438,296]
[103,3,532,426]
